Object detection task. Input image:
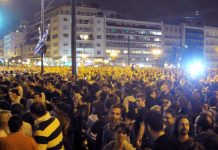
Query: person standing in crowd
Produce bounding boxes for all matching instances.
[194,112,218,150]
[103,123,135,150]
[0,110,10,137]
[147,88,161,109]
[144,110,177,150]
[173,115,196,150]
[10,103,32,136]
[102,104,123,148]
[44,80,61,101]
[163,108,177,135]
[134,93,148,148]
[0,115,38,150]
[30,102,64,150]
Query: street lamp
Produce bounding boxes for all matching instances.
[61,56,68,66]
[110,52,118,66]
[152,49,162,66]
[80,34,89,65]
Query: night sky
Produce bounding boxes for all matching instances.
[1,0,218,38]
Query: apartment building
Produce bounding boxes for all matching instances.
[163,24,182,65]
[3,31,25,60]
[1,4,218,67]
[204,26,218,68]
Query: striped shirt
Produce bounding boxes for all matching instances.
[34,112,64,150]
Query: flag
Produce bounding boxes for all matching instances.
[34,28,49,55]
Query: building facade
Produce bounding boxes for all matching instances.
[1,5,218,68]
[204,26,218,68]
[163,24,182,65]
[3,32,25,60]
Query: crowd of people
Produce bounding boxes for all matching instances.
[0,66,218,150]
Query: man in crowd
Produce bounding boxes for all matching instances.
[135,93,148,148]
[173,115,196,150]
[144,110,177,150]
[194,112,218,150]
[163,108,177,135]
[102,104,123,148]
[30,102,64,150]
[0,115,38,150]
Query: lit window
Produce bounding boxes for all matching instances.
[154,38,160,42]
[124,50,128,54]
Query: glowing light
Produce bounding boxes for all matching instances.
[152,49,162,55]
[187,61,205,77]
[138,64,144,68]
[164,63,168,67]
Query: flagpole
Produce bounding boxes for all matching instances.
[40,0,45,75]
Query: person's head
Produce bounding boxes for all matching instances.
[102,83,112,94]
[10,103,23,115]
[114,123,130,143]
[136,93,146,108]
[104,93,120,112]
[173,115,193,138]
[33,92,43,102]
[30,102,47,119]
[0,100,10,110]
[195,112,214,135]
[8,115,23,133]
[144,110,164,140]
[208,96,217,107]
[150,88,158,99]
[160,82,171,93]
[163,108,176,127]
[46,81,55,91]
[124,111,136,126]
[27,85,35,95]
[109,104,122,123]
[9,88,19,98]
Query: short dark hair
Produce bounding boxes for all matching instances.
[11,88,19,96]
[11,103,23,115]
[164,108,177,118]
[30,102,47,117]
[144,110,163,132]
[0,100,10,110]
[8,115,23,133]
[196,112,214,132]
[114,123,130,136]
[136,93,147,101]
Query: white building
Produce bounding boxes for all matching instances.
[3,32,25,60]
[204,26,218,68]
[102,18,163,65]
[3,4,216,68]
[163,24,182,64]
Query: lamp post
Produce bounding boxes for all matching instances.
[80,34,88,65]
[110,52,117,66]
[152,49,162,66]
[127,35,133,66]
